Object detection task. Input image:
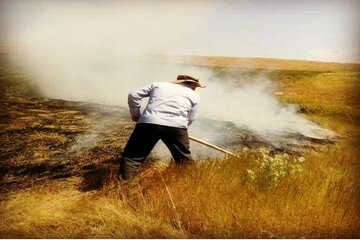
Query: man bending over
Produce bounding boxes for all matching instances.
[119,74,205,181]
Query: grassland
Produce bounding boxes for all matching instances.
[0,54,359,238]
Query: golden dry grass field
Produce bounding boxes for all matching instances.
[0,54,360,238]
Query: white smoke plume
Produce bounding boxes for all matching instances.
[1,0,335,157]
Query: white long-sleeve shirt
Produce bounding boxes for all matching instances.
[128,82,200,129]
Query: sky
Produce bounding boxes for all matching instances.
[189,0,360,63]
[0,0,359,63]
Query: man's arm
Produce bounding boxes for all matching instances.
[188,101,199,126]
[128,83,153,121]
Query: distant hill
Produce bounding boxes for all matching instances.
[2,42,359,72]
[0,43,13,54]
[151,55,360,72]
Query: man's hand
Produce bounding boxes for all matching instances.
[131,115,140,122]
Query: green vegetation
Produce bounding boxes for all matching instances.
[277,71,360,117]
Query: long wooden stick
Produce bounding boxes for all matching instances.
[189,135,241,159]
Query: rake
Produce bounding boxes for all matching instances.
[189,135,241,159]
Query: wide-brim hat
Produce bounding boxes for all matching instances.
[172,74,206,88]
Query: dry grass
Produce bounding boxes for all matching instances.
[1,140,359,238]
[0,177,187,238]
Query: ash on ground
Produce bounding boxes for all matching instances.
[190,118,337,157]
[0,96,337,194]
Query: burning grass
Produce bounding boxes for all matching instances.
[0,56,360,238]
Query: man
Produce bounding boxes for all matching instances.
[119,74,205,181]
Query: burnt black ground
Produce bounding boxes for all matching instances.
[0,95,132,193]
[0,95,336,194]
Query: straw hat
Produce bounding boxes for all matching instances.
[172,74,206,88]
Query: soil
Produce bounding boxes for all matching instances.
[0,95,132,193]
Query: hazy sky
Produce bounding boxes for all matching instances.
[190,0,360,63]
[1,0,359,63]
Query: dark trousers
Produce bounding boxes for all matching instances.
[119,123,193,180]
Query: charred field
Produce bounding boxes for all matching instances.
[0,55,360,238]
[0,58,338,194]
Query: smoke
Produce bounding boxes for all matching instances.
[1,0,217,102]
[2,0,335,158]
[190,74,335,147]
